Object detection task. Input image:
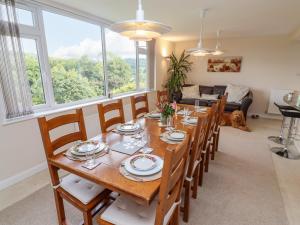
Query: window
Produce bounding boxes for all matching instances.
[43,11,104,104]
[1,1,151,118]
[21,38,45,105]
[105,29,137,95]
[138,41,148,90]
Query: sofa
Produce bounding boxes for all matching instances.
[174,84,253,118]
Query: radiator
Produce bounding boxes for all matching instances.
[267,89,293,114]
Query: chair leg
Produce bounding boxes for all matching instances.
[205,143,211,172]
[216,129,220,152]
[211,133,218,160]
[83,210,93,225]
[199,154,204,186]
[183,180,190,222]
[192,164,200,199]
[171,205,180,225]
[53,190,66,225]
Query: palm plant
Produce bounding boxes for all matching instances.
[165,51,192,99]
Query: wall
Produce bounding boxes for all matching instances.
[174,36,300,116]
[155,39,175,90]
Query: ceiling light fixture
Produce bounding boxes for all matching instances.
[212,30,224,55]
[110,0,172,41]
[187,9,215,56]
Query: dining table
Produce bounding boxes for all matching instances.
[48,104,210,206]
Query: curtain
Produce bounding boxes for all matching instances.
[147,39,156,90]
[0,0,33,119]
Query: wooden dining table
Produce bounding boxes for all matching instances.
[48,104,210,206]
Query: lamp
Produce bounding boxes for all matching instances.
[212,30,224,55]
[110,0,172,41]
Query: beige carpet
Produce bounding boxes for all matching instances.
[0,118,289,225]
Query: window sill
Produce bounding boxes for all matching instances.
[2,89,155,126]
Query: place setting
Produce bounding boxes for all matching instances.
[182,116,198,126]
[177,107,192,117]
[119,153,164,182]
[144,111,161,119]
[160,129,186,144]
[64,140,109,170]
[112,122,143,136]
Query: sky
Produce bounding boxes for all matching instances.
[19,9,137,59]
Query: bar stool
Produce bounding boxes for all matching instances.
[271,108,300,160]
[268,103,295,145]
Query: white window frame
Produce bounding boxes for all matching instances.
[5,0,149,115]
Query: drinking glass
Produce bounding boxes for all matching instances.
[195,100,200,111]
[85,147,97,167]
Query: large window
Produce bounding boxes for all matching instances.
[3,1,150,114]
[43,11,104,104]
[105,29,137,95]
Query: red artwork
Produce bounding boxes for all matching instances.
[207,57,242,72]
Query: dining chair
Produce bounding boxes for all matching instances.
[157,90,169,104]
[204,102,219,172]
[212,95,227,156]
[38,109,110,225]
[182,115,208,222]
[131,93,149,119]
[97,135,191,225]
[98,99,125,133]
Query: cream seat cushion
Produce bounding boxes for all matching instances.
[100,195,178,225]
[182,85,200,99]
[60,174,105,205]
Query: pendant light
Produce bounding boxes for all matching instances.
[212,30,224,55]
[187,9,214,56]
[110,0,172,41]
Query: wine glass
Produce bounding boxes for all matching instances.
[85,146,97,167]
[195,100,200,111]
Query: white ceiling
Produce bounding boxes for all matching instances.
[48,0,300,42]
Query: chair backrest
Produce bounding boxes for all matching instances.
[155,135,191,225]
[130,94,149,119]
[217,95,227,127]
[186,115,208,179]
[97,99,125,133]
[38,109,87,185]
[208,102,219,139]
[203,103,218,149]
[157,90,169,104]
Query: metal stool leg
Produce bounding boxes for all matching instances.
[268,117,286,145]
[271,118,300,160]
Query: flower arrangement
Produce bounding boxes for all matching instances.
[156,101,176,118]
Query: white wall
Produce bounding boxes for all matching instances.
[174,36,300,116]
[155,39,175,90]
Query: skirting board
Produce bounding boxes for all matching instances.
[0,161,47,191]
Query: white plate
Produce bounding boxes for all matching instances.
[169,131,185,139]
[124,154,163,176]
[184,117,198,124]
[71,142,106,156]
[117,123,139,132]
[130,155,157,171]
[149,112,161,118]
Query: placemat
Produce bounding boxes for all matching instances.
[160,132,183,145]
[111,140,143,155]
[119,165,162,182]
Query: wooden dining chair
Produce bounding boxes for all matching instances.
[38,109,110,225]
[213,95,227,155]
[131,93,149,119]
[157,90,169,104]
[204,102,219,172]
[98,99,125,133]
[182,115,208,222]
[98,135,191,225]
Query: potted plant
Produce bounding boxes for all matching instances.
[165,51,193,101]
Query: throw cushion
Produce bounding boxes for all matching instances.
[200,94,219,100]
[225,84,249,103]
[182,85,200,99]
